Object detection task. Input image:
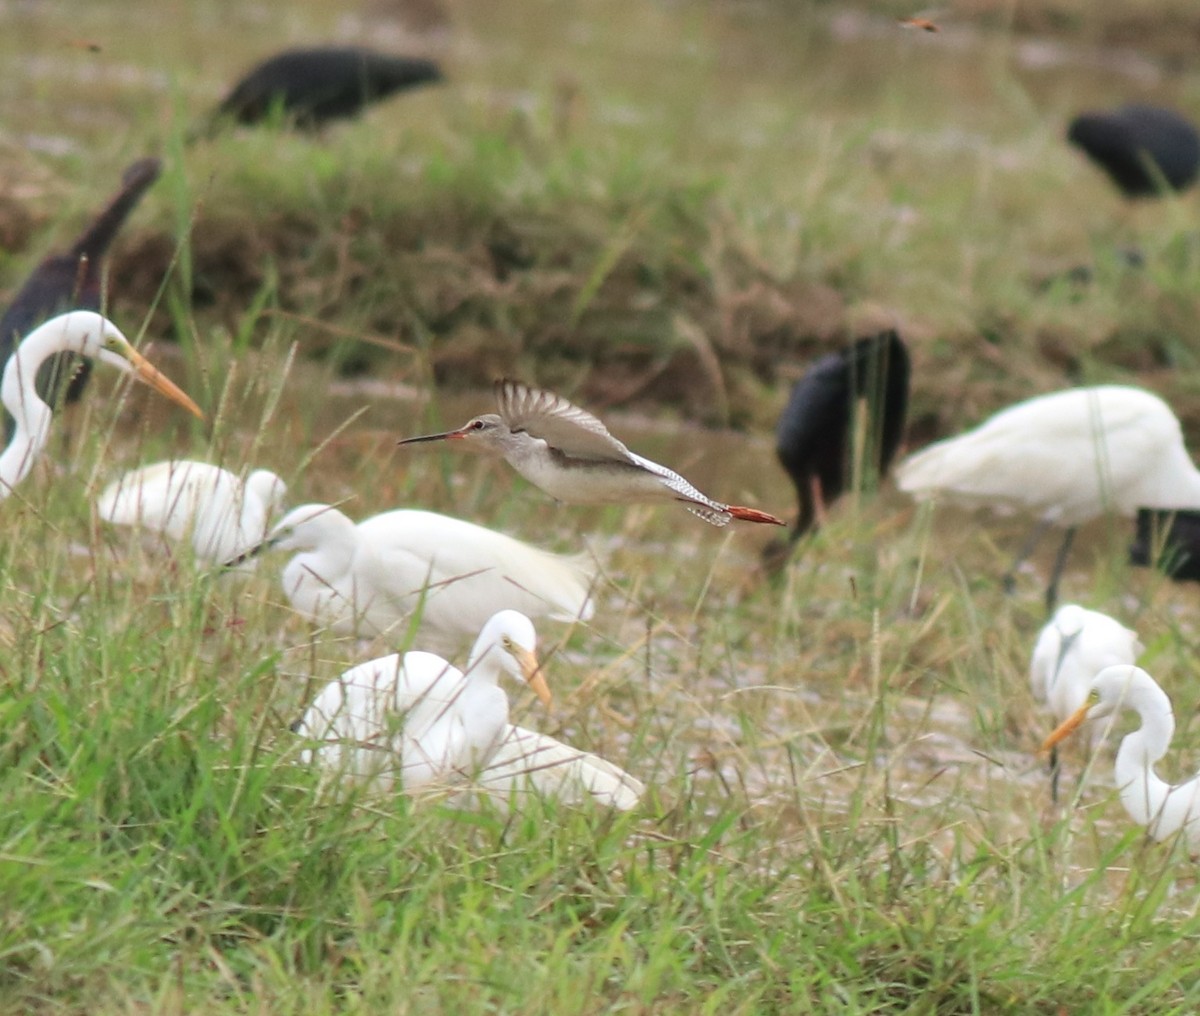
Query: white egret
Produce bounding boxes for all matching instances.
[237,503,594,645]
[1043,665,1200,851]
[399,379,785,527]
[895,385,1200,608]
[294,610,552,794]
[97,460,286,563]
[474,725,644,811]
[1031,604,1142,799]
[1031,605,1143,738]
[1,311,202,496]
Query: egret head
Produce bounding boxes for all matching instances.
[1041,664,1142,751]
[398,414,510,454]
[46,312,204,419]
[1050,603,1089,638]
[246,470,288,513]
[266,503,350,552]
[473,610,551,707]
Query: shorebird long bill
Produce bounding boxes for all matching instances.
[1041,701,1092,753]
[397,427,470,445]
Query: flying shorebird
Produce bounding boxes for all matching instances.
[398,379,785,527]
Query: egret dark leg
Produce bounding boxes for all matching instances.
[1003,520,1050,595]
[1044,527,1077,613]
[1048,744,1061,803]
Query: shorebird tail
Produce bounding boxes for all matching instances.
[726,505,787,526]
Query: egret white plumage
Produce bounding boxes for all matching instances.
[294,610,551,794]
[97,460,287,563]
[1043,665,1200,851]
[1,312,202,497]
[895,385,1200,608]
[236,503,594,645]
[474,725,643,811]
[1030,604,1142,798]
[399,379,785,527]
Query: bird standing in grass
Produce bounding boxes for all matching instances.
[294,610,551,794]
[1043,665,1200,852]
[1068,105,1200,198]
[1030,604,1142,798]
[764,330,909,570]
[205,46,443,133]
[0,157,162,415]
[399,379,785,527]
[97,461,286,564]
[894,385,1200,609]
[233,503,595,645]
[1,312,202,497]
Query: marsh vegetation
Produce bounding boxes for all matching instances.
[5,0,1200,1011]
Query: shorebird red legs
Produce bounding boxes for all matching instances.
[399,379,786,528]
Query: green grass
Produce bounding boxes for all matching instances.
[6,0,1200,1011]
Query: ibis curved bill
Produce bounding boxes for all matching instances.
[399,379,785,527]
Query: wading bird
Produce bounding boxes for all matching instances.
[233,503,594,645]
[205,46,442,133]
[894,385,1200,609]
[1,312,202,497]
[765,330,909,570]
[1130,508,1200,582]
[294,610,552,794]
[1030,604,1142,798]
[399,379,785,527]
[0,157,162,415]
[1043,665,1200,852]
[97,461,286,563]
[1068,105,1200,198]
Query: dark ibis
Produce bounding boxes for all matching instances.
[0,157,161,417]
[208,46,443,132]
[764,330,909,570]
[1067,105,1200,198]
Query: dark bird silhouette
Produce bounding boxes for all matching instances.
[1130,508,1200,582]
[1067,105,1200,198]
[207,47,443,132]
[764,330,910,571]
[0,157,162,419]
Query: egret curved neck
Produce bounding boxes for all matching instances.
[1113,686,1175,828]
[0,332,60,495]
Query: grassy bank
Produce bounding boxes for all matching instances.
[5,0,1200,1012]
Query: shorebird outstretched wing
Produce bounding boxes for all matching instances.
[496,379,637,463]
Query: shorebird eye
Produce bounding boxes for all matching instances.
[470,420,485,431]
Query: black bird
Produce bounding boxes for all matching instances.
[1130,508,1200,582]
[1067,105,1200,198]
[0,156,162,416]
[209,46,443,132]
[764,330,910,571]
